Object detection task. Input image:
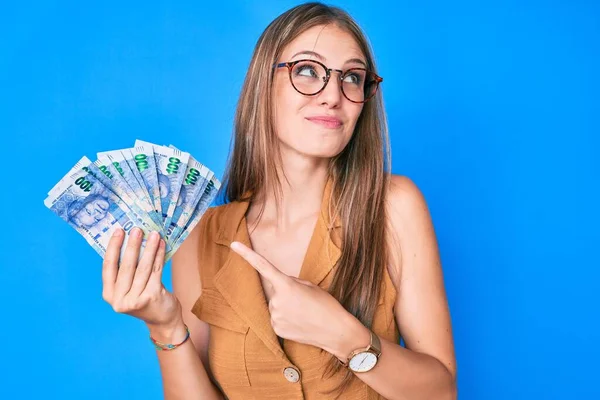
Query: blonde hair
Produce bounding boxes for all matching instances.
[221,2,391,396]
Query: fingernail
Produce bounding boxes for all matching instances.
[132,228,141,238]
[112,229,123,237]
[150,231,159,241]
[160,239,165,249]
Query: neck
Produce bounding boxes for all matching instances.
[248,149,331,230]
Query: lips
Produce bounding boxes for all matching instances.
[306,116,343,129]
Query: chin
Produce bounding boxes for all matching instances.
[278,132,350,159]
[297,144,346,159]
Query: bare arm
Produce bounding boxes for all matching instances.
[226,175,456,399]
[154,212,224,400]
[329,175,457,400]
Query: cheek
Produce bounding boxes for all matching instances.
[341,105,363,138]
[347,104,363,136]
[273,82,309,136]
[77,212,92,224]
[349,104,364,127]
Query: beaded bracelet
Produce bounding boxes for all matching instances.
[150,324,190,351]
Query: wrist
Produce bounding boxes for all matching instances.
[146,317,187,343]
[327,312,371,362]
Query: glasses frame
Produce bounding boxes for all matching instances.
[274,59,383,104]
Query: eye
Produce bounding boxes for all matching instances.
[343,72,363,85]
[295,63,319,78]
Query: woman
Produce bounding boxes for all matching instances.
[101,3,457,399]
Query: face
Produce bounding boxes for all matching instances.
[158,173,170,199]
[272,24,366,159]
[75,198,109,228]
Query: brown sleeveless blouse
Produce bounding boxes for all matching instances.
[191,179,400,399]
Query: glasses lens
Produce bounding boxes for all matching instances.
[342,68,378,103]
[288,61,380,103]
[290,60,327,95]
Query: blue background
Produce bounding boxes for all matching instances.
[2,0,598,399]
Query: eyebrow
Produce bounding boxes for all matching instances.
[290,50,367,68]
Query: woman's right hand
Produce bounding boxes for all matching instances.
[102,227,183,330]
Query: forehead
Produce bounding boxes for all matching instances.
[280,24,365,64]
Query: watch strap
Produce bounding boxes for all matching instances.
[341,329,381,367]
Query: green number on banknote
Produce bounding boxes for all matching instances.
[166,157,181,174]
[204,179,214,194]
[185,168,200,185]
[112,162,124,176]
[75,176,93,192]
[134,154,149,172]
[98,165,113,179]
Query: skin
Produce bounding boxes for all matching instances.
[102,24,457,400]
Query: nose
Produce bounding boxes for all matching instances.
[317,70,343,108]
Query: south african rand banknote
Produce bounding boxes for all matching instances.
[58,156,165,233]
[134,140,190,232]
[129,144,162,218]
[45,141,219,261]
[44,165,172,259]
[166,174,220,260]
[47,156,91,197]
[122,148,154,203]
[163,154,213,247]
[46,156,163,234]
[96,149,165,232]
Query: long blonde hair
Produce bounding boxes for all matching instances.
[221,2,391,395]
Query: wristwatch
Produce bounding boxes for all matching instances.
[342,329,382,373]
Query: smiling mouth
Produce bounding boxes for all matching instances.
[306,117,343,129]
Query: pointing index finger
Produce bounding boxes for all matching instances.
[230,241,288,286]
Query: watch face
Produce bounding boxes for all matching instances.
[349,351,378,372]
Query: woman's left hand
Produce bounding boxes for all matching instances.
[230,241,365,359]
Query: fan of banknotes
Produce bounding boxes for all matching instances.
[43,139,221,261]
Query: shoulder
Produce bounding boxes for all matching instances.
[386,174,431,227]
[384,174,436,284]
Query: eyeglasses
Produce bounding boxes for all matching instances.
[274,59,383,104]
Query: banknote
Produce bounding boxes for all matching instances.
[121,148,164,227]
[164,155,213,246]
[44,166,171,258]
[97,149,152,208]
[96,150,164,230]
[86,156,163,234]
[84,159,164,234]
[166,174,220,258]
[46,140,218,262]
[121,148,154,206]
[47,156,94,197]
[130,144,162,217]
[134,140,190,231]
